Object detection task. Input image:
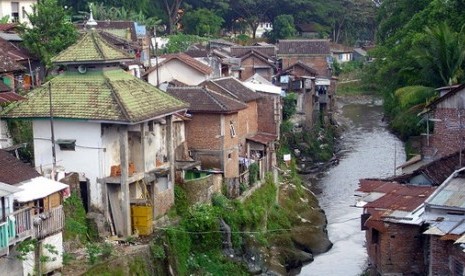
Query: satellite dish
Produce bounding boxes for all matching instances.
[78,65,87,74]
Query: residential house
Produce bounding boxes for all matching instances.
[143,53,214,87]
[421,84,465,161]
[0,0,35,24]
[330,43,353,63]
[166,86,248,196]
[275,61,320,128]
[277,39,332,78]
[2,27,188,237]
[0,50,25,92]
[0,149,68,275]
[244,73,282,139]
[237,50,275,82]
[353,48,368,62]
[255,22,273,38]
[203,77,277,183]
[295,23,321,38]
[357,179,436,276]
[185,47,222,79]
[0,80,24,149]
[423,168,465,275]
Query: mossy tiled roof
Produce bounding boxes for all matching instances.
[51,31,133,64]
[2,69,188,123]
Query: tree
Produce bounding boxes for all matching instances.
[413,23,465,86]
[181,8,224,36]
[19,0,78,70]
[267,14,295,42]
[162,0,183,34]
[164,34,206,53]
[230,0,275,39]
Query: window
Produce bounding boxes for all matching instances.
[371,229,379,244]
[56,139,76,151]
[11,2,19,22]
[230,121,236,138]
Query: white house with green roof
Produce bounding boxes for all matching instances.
[2,29,189,237]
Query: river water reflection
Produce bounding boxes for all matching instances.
[299,100,406,276]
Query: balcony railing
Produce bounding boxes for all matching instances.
[34,205,64,239]
[0,207,33,257]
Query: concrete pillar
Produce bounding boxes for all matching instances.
[119,126,132,237]
[166,115,175,187]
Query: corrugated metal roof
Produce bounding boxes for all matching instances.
[0,182,21,197]
[14,177,68,202]
[428,177,465,208]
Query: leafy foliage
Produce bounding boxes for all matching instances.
[266,14,296,42]
[181,8,224,36]
[19,0,78,69]
[164,34,207,53]
[282,93,297,121]
[63,192,88,243]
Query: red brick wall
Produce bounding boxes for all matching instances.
[237,102,258,155]
[153,186,174,217]
[429,235,465,276]
[428,108,465,159]
[366,223,427,275]
[240,56,273,81]
[257,93,280,136]
[184,113,240,178]
[223,113,240,178]
[280,56,330,77]
[186,113,222,150]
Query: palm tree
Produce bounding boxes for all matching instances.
[413,23,465,86]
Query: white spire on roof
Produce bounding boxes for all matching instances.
[86,4,98,28]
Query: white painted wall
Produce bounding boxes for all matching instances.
[0,119,13,148]
[33,120,104,208]
[146,59,209,86]
[0,0,36,25]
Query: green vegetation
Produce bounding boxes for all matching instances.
[181,8,224,37]
[158,174,298,275]
[19,0,78,69]
[364,0,465,143]
[63,192,89,243]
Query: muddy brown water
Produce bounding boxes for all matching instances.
[299,98,406,276]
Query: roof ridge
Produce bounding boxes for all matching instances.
[104,74,130,121]
[91,32,106,59]
[203,88,228,111]
[210,80,239,100]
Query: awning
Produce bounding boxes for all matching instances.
[247,132,277,145]
[13,176,69,202]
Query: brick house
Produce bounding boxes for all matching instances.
[277,39,332,78]
[203,77,277,187]
[234,50,276,82]
[166,86,248,196]
[357,179,436,276]
[423,168,465,276]
[2,28,188,237]
[421,84,465,161]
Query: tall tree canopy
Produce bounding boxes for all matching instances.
[20,0,78,69]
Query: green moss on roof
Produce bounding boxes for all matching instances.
[51,31,133,64]
[3,69,188,123]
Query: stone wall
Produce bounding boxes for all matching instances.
[153,181,174,218]
[179,174,223,205]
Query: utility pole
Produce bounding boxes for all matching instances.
[49,82,56,179]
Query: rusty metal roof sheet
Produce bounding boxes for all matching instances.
[247,132,277,144]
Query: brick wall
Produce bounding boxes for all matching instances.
[257,93,280,136]
[366,223,427,275]
[280,56,330,77]
[429,235,465,276]
[240,56,273,81]
[237,102,258,156]
[185,113,222,150]
[428,108,465,159]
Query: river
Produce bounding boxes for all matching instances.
[299,98,406,276]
